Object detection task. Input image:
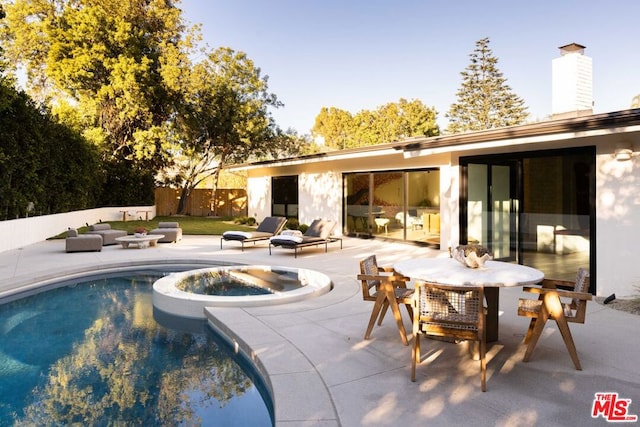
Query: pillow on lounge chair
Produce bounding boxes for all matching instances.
[269,234,303,244]
[67,228,78,237]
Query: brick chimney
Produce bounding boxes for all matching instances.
[552,43,593,119]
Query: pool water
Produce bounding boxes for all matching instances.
[0,270,272,426]
[175,267,304,296]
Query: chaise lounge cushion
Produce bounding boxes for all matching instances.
[221,216,287,250]
[269,219,341,257]
[149,221,182,243]
[65,228,103,252]
[86,223,127,245]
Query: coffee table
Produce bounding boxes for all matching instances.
[115,234,164,249]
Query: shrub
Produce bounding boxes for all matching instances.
[299,223,309,234]
[234,216,248,224]
[285,218,299,230]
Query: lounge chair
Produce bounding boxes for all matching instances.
[86,223,127,245]
[221,216,287,251]
[269,219,342,258]
[65,228,103,252]
[149,221,182,243]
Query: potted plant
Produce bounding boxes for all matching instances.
[134,226,147,238]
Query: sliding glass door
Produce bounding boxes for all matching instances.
[461,148,595,284]
[466,162,518,261]
[344,169,440,244]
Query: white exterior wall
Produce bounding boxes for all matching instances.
[240,126,640,298]
[298,171,342,228]
[246,176,271,221]
[596,149,640,297]
[0,206,155,253]
[440,163,457,251]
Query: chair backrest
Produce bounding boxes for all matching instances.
[359,255,381,299]
[416,282,484,340]
[157,221,180,229]
[257,216,286,234]
[305,219,336,239]
[572,267,590,314]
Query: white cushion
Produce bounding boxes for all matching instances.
[270,234,303,243]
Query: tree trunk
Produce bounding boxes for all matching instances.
[177,186,192,215]
[209,165,222,216]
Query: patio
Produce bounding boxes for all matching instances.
[0,235,638,426]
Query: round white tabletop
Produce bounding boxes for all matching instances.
[394,257,544,287]
[395,257,543,342]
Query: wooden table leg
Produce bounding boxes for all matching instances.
[484,287,499,342]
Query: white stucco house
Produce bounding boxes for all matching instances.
[227,44,640,299]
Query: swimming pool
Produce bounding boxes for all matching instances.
[0,268,273,426]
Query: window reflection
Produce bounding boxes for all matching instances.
[344,169,440,245]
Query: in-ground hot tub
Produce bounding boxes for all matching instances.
[153,265,332,319]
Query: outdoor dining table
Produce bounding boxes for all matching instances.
[394,257,544,342]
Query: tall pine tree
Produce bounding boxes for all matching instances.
[446,37,528,134]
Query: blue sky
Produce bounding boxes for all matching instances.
[179,0,640,135]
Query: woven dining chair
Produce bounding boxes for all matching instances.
[358,255,414,345]
[411,281,487,391]
[517,267,591,370]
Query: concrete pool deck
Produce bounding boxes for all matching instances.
[1,235,639,426]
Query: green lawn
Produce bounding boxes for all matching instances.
[52,216,256,239]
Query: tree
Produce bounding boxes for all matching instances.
[312,98,439,149]
[312,107,355,149]
[1,0,192,204]
[167,47,290,215]
[446,37,528,133]
[0,77,100,220]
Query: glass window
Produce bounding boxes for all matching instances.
[272,176,298,218]
[462,148,593,283]
[344,169,440,244]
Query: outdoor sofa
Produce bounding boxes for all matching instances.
[86,223,127,245]
[149,221,182,243]
[221,216,287,251]
[65,228,103,252]
[269,219,342,258]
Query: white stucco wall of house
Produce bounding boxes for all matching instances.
[440,163,458,252]
[239,124,640,298]
[298,171,342,229]
[246,176,271,221]
[595,149,640,298]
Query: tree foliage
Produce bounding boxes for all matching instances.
[0,77,101,220]
[1,0,301,210]
[312,98,439,149]
[1,0,192,204]
[163,47,292,214]
[446,37,529,134]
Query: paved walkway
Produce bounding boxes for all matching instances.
[1,236,639,426]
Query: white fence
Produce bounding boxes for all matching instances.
[0,206,156,253]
